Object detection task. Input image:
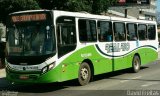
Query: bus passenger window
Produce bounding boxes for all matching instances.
[114,22,126,41]
[127,23,137,41]
[78,19,97,42]
[97,21,112,42]
[148,25,156,40]
[138,24,147,40]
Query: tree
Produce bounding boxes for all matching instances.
[37,0,92,12]
[0,0,40,24]
[37,0,118,14]
[0,0,118,24]
[37,0,67,10]
[66,0,93,12]
[92,0,117,14]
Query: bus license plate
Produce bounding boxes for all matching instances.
[19,75,29,80]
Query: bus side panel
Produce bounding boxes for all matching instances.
[137,40,158,65]
[112,41,135,71]
[60,61,79,82]
[38,65,62,83]
[59,45,113,82]
[58,45,158,82]
[143,41,158,65]
[113,56,129,71]
[113,50,137,71]
[113,47,157,71]
[139,48,158,65]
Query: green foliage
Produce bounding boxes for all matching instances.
[67,0,92,12]
[37,0,118,14]
[0,0,118,24]
[37,0,92,12]
[0,0,40,24]
[92,0,117,14]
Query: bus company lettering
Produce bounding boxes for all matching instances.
[105,43,130,53]
[81,53,92,58]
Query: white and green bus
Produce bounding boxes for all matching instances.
[5,10,158,85]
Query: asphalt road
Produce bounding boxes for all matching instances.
[1,57,160,96]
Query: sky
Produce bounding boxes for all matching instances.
[157,0,160,12]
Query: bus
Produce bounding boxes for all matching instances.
[5,10,158,85]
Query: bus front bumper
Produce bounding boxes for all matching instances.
[6,67,61,84]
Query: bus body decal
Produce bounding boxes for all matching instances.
[95,44,157,58]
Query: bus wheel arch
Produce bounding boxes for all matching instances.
[78,59,94,86]
[132,53,141,73]
[82,59,94,77]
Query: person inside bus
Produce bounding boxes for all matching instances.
[127,29,137,41]
[31,25,45,54]
[106,29,112,41]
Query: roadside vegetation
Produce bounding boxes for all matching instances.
[0,0,117,24]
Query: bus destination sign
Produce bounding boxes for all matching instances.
[12,13,46,22]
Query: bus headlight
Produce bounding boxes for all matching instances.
[48,63,55,70]
[41,62,55,74]
[42,66,48,73]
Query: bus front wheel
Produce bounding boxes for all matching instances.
[132,55,141,73]
[78,62,91,86]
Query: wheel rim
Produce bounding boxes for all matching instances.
[81,67,89,80]
[134,58,139,70]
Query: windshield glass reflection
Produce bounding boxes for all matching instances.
[7,23,55,56]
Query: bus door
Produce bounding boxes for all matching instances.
[113,22,129,71]
[56,16,77,58]
[97,21,113,73]
[56,16,77,81]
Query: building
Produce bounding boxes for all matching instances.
[157,12,160,24]
[108,0,157,21]
[140,0,156,20]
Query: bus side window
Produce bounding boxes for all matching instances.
[78,19,97,42]
[97,21,112,42]
[60,26,76,45]
[148,25,156,40]
[114,22,126,41]
[138,24,147,40]
[127,23,138,41]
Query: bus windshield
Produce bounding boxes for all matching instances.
[7,12,55,56]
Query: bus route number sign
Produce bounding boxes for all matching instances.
[12,13,46,22]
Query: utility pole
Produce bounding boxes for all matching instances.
[125,9,127,18]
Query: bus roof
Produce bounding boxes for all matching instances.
[9,10,50,15]
[9,10,157,24]
[52,10,156,24]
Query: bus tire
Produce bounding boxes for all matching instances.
[132,55,141,73]
[78,62,91,86]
